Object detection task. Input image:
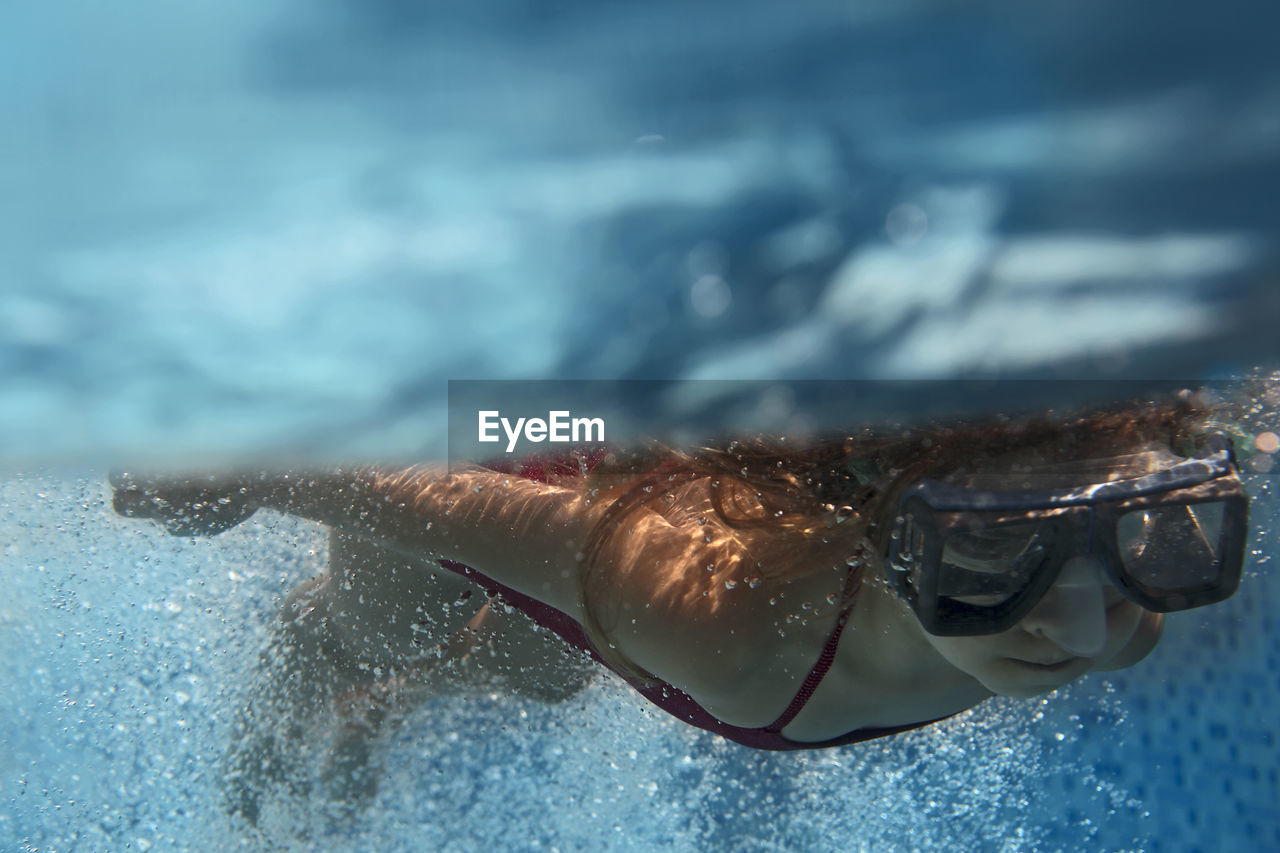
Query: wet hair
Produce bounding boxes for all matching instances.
[573,394,1211,683]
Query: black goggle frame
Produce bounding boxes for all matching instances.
[885,441,1250,637]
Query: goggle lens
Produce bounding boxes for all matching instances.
[937,521,1053,606]
[1117,501,1230,593]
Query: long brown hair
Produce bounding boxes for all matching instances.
[574,394,1210,682]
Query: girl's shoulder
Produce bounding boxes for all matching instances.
[587,483,856,726]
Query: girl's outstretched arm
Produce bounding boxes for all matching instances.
[114,465,596,619]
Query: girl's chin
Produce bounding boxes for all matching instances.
[979,657,1086,696]
[988,681,1059,698]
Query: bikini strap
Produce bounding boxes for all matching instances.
[764,567,865,733]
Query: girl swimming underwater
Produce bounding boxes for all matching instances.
[111,394,1251,816]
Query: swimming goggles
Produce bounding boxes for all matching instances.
[884,435,1250,636]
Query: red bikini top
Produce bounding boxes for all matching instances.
[451,448,954,750]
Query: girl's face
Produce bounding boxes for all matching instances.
[918,555,1147,697]
[898,443,1181,696]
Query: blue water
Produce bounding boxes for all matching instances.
[2,0,1278,465]
[2,1,1279,849]
[1,471,1276,850]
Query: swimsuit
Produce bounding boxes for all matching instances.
[441,449,952,751]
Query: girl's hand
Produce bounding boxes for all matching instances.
[110,470,259,536]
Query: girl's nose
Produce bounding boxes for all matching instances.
[1018,556,1109,657]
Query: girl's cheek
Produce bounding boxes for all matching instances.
[1104,598,1143,646]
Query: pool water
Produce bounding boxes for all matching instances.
[0,463,1274,851]
[2,0,1279,467]
[2,0,1278,849]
